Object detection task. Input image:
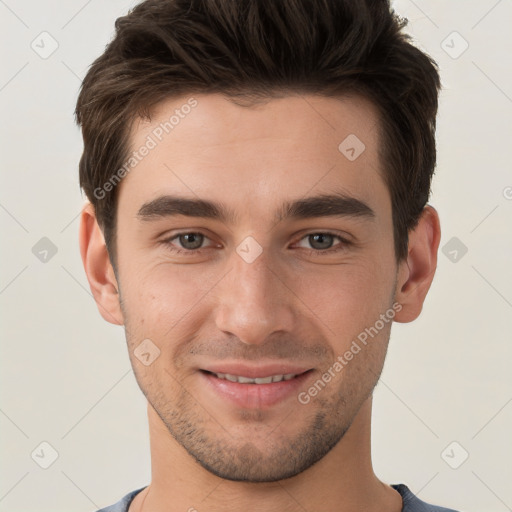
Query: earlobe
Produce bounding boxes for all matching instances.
[393,205,441,323]
[79,202,124,326]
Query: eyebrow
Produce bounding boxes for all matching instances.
[136,192,375,224]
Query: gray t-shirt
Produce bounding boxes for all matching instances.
[95,484,462,511]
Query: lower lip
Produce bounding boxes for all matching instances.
[200,370,313,409]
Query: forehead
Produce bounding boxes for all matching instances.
[118,93,389,224]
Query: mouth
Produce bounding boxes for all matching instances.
[198,367,314,409]
[202,370,302,384]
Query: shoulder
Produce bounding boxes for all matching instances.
[94,487,147,512]
[392,484,462,512]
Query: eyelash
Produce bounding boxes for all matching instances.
[160,231,352,256]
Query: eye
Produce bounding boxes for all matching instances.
[294,232,351,254]
[160,230,351,257]
[161,232,215,254]
[175,232,205,250]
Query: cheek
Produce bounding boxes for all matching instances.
[295,259,395,335]
[121,264,217,338]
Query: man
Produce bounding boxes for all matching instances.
[76,0,459,511]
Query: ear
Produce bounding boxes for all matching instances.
[394,205,441,323]
[79,202,124,325]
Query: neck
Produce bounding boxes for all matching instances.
[131,397,402,512]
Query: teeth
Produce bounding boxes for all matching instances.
[213,372,298,384]
[239,376,258,383]
[255,376,273,384]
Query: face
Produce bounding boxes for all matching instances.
[114,93,399,482]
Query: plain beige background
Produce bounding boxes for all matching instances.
[1,0,511,511]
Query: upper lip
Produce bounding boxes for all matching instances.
[201,363,313,379]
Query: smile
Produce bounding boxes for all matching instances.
[200,369,314,409]
[209,372,299,384]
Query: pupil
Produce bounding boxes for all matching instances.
[310,233,333,250]
[180,233,203,250]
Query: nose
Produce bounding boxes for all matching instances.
[213,245,296,346]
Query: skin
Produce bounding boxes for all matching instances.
[79,93,440,512]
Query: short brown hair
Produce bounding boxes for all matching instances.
[75,0,441,267]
